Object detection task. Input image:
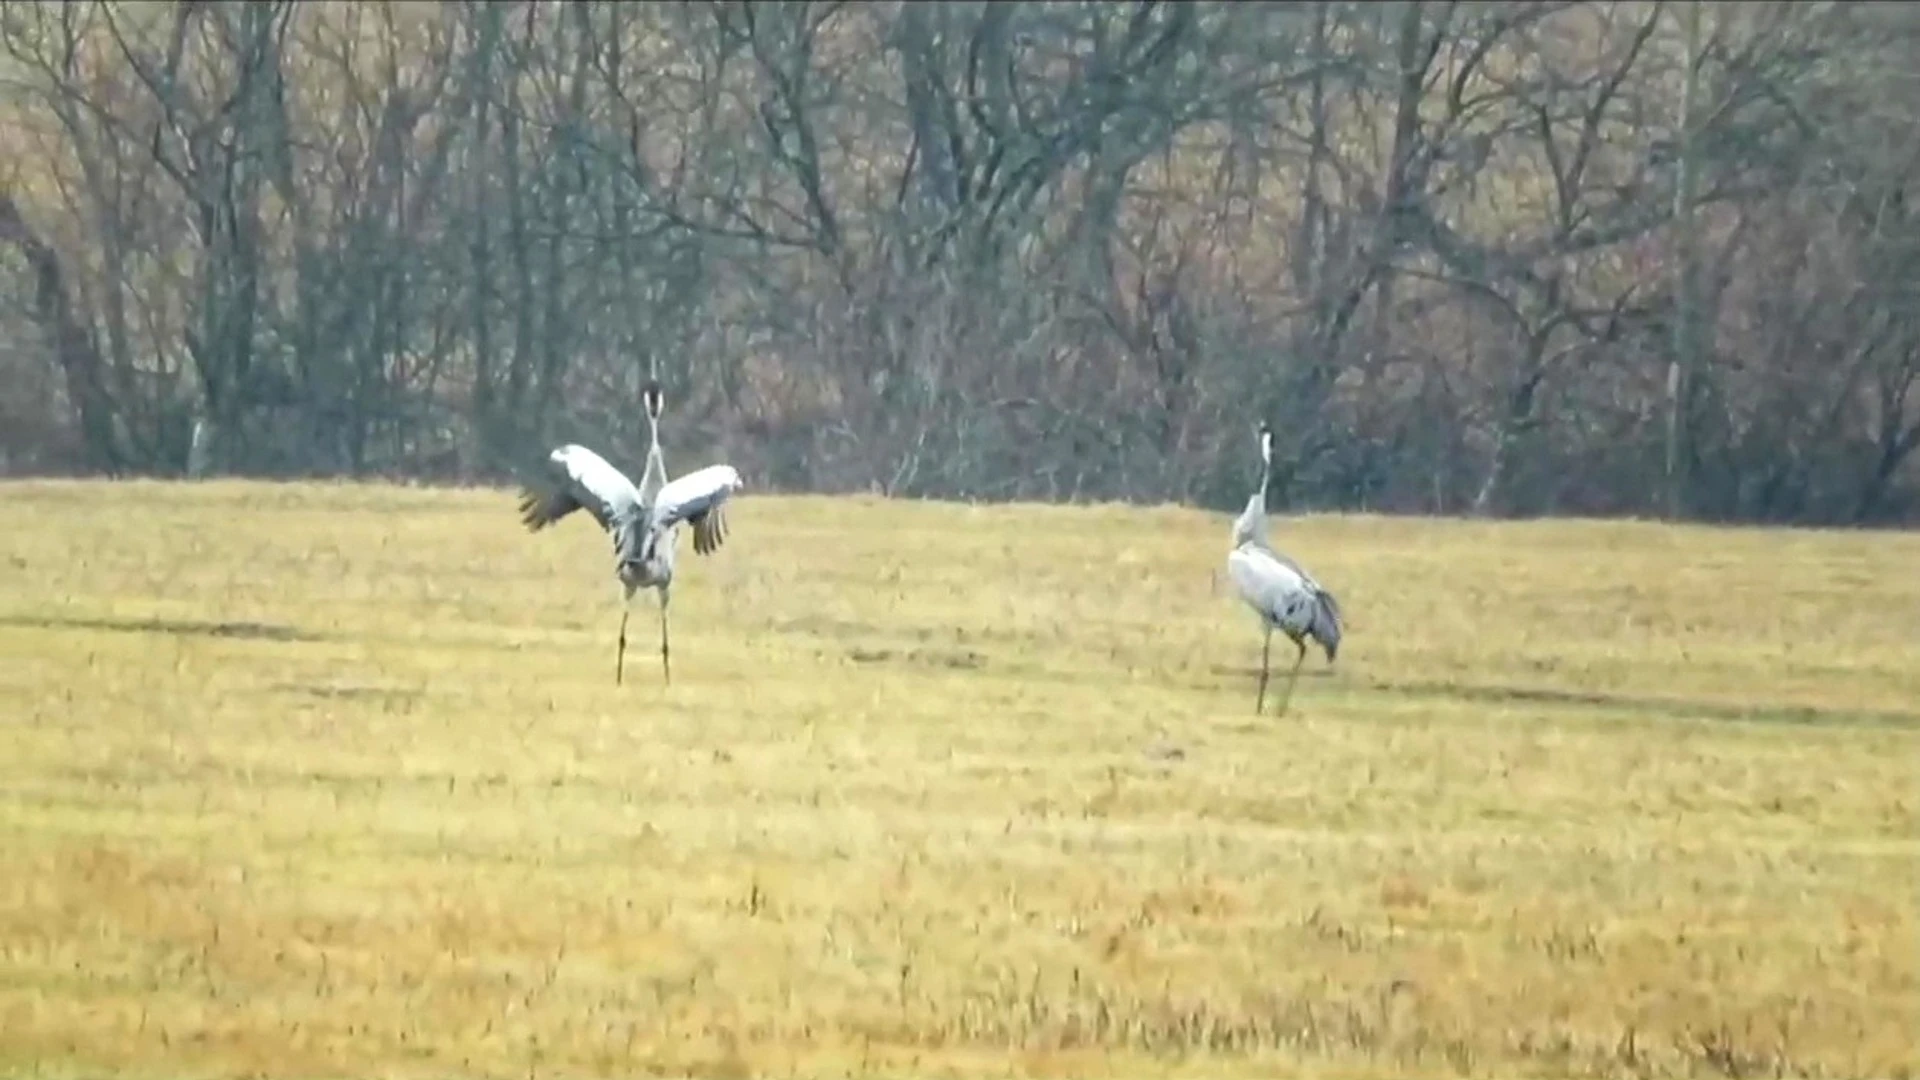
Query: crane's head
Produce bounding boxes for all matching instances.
[1257,421,1273,468]
[641,379,664,423]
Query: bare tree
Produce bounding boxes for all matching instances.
[0,0,1917,524]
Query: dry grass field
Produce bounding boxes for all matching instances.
[0,479,1916,1080]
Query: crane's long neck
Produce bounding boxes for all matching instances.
[1232,438,1273,551]
[639,413,668,505]
[1232,486,1270,551]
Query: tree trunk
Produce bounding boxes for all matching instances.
[1665,0,1703,519]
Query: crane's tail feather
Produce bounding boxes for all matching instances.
[1311,588,1343,663]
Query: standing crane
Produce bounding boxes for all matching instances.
[515,379,742,686]
[1225,422,1343,715]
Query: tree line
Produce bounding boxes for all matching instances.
[1,1,1915,525]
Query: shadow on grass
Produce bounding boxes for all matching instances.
[1208,664,1337,678]
[0,612,322,643]
[273,681,421,707]
[847,645,987,671]
[1196,665,1919,727]
[1365,677,1920,729]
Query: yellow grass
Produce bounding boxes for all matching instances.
[1,479,1916,1080]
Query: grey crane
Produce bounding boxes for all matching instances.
[515,380,743,685]
[1225,422,1343,715]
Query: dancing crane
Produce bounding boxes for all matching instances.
[515,380,742,685]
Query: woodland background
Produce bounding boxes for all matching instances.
[1,0,1916,524]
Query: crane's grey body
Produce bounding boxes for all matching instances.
[1227,424,1342,715]
[516,382,741,685]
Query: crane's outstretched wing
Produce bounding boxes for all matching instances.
[648,464,742,556]
[517,444,644,534]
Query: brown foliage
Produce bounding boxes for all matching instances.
[0,0,1915,523]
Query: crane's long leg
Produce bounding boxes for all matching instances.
[1275,638,1307,717]
[616,600,631,687]
[1255,626,1273,715]
[658,587,672,687]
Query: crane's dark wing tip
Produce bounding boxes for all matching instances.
[516,485,578,532]
[690,507,729,556]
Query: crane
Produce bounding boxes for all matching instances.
[515,379,742,686]
[1225,422,1343,716]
